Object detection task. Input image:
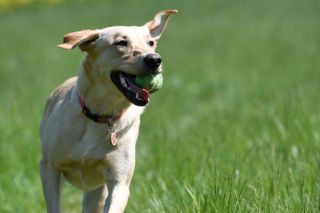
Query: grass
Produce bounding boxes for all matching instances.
[0,0,320,212]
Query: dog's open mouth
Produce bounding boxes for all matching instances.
[111,71,150,106]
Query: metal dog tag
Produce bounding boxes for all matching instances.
[111,132,118,146]
[107,122,118,146]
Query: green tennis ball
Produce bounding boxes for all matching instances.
[135,73,163,93]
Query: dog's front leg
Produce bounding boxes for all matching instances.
[40,159,62,213]
[82,185,108,213]
[103,180,130,213]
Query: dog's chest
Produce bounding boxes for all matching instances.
[54,121,138,190]
[57,123,116,164]
[57,132,123,190]
[48,104,143,190]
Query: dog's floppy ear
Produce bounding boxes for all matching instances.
[58,30,99,50]
[144,9,178,40]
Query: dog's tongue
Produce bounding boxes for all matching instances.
[140,88,150,102]
[127,79,150,103]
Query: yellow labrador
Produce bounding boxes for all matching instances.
[40,10,177,213]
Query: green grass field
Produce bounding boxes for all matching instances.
[0,0,320,212]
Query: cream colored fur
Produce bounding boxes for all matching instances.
[39,10,177,213]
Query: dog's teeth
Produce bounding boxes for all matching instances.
[120,76,126,85]
[121,78,129,89]
[119,74,132,91]
[136,93,139,99]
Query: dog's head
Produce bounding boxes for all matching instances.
[58,10,177,106]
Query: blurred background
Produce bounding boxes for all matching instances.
[0,0,319,212]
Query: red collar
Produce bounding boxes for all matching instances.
[78,95,120,125]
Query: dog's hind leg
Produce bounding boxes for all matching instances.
[40,159,62,213]
[82,185,108,213]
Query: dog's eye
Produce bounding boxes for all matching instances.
[115,40,128,47]
[148,41,155,47]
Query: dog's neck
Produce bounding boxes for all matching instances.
[76,56,131,116]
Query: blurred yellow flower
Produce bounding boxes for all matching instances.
[0,0,63,11]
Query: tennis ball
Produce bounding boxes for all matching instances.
[135,73,163,93]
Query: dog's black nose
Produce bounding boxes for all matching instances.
[144,53,162,70]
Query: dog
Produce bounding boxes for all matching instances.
[39,10,177,213]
